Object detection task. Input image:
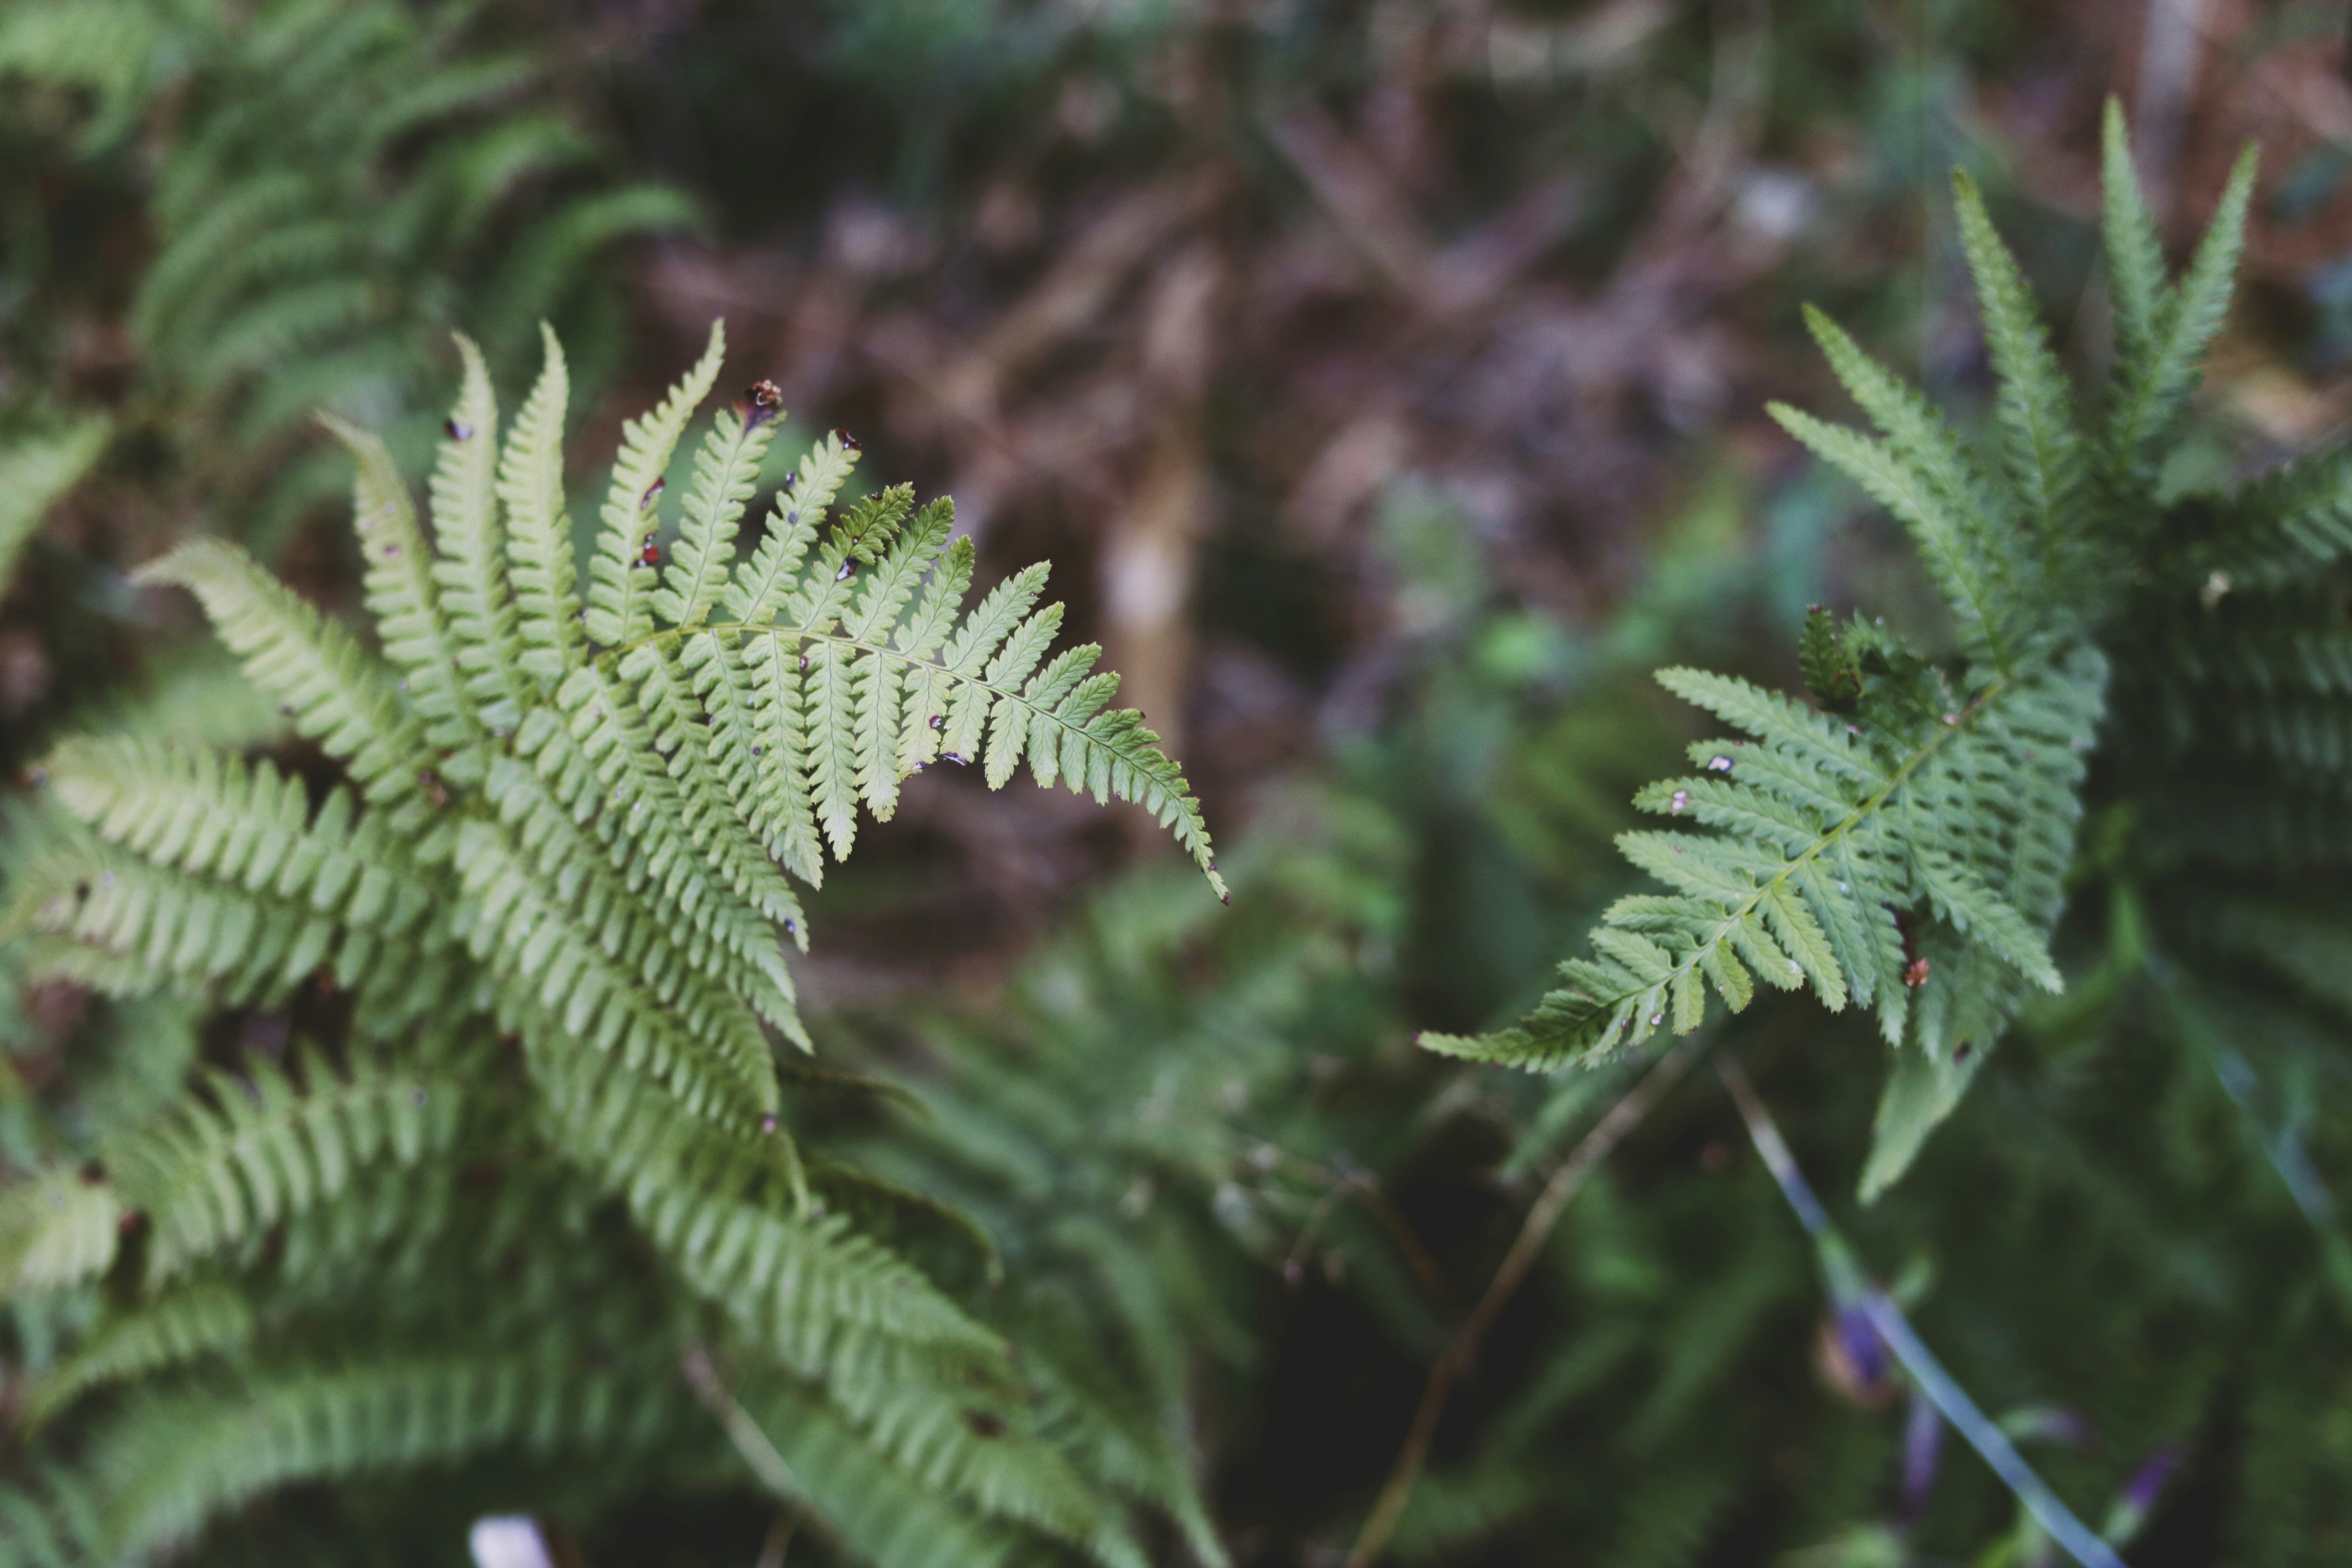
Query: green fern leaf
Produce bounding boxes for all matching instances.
[130,539,442,835]
[29,1283,255,1427]
[499,325,587,684]
[0,415,110,591]
[1771,310,2025,669]
[1953,170,2083,565]
[2105,140,2258,492]
[87,1356,691,1561]
[2100,98,2172,373]
[586,320,726,646]
[0,1171,122,1298]
[113,1046,463,1283]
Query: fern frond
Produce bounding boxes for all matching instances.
[1771,309,2031,670]
[537,1049,996,1367]
[131,540,441,835]
[2100,98,2172,375]
[0,416,110,590]
[85,1356,692,1561]
[499,325,586,685]
[719,431,864,624]
[587,321,727,647]
[319,412,488,766]
[7,831,446,1015]
[1953,172,2082,565]
[654,397,779,629]
[1425,656,2089,1073]
[724,1370,1023,1568]
[29,1283,255,1427]
[111,1045,463,1283]
[838,1376,1144,1566]
[2104,137,2258,494]
[1426,129,2292,1196]
[423,334,534,742]
[453,819,779,1119]
[40,738,440,939]
[0,1171,121,1298]
[27,323,1229,1559]
[18,737,459,1023]
[474,751,799,1031]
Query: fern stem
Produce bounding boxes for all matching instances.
[1278,1165,1457,1312]
[1344,1030,1710,1567]
[2145,950,2350,1261]
[755,1512,799,1568]
[681,1346,805,1501]
[1717,1056,2129,1568]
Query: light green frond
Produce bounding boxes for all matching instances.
[453,819,781,1121]
[499,324,584,684]
[0,1171,121,1299]
[587,319,726,646]
[1953,171,2082,557]
[85,1356,692,1562]
[2105,142,2258,491]
[581,430,1225,889]
[726,1372,1022,1568]
[0,415,110,590]
[40,739,439,937]
[720,431,863,624]
[507,691,801,1027]
[29,1284,255,1428]
[131,540,440,833]
[1771,313,2024,668]
[424,334,532,741]
[2100,97,2171,371]
[111,1045,463,1283]
[7,831,451,1016]
[318,412,488,765]
[654,401,779,630]
[691,629,827,887]
[616,644,804,932]
[27,319,1232,1562]
[474,751,799,1032]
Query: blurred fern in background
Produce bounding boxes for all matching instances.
[0,0,690,564]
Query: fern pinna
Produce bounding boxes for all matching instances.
[1426,103,2285,1195]
[0,322,1223,1566]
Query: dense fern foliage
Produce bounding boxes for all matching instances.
[823,528,2352,1565]
[0,0,686,550]
[0,324,1223,1564]
[1427,105,2348,1200]
[6,81,2352,1566]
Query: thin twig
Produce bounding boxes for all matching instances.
[682,1346,804,1501]
[754,1512,799,1568]
[2143,948,2342,1232]
[1279,1164,1458,1312]
[1345,1029,1711,1567]
[1715,1055,2128,1568]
